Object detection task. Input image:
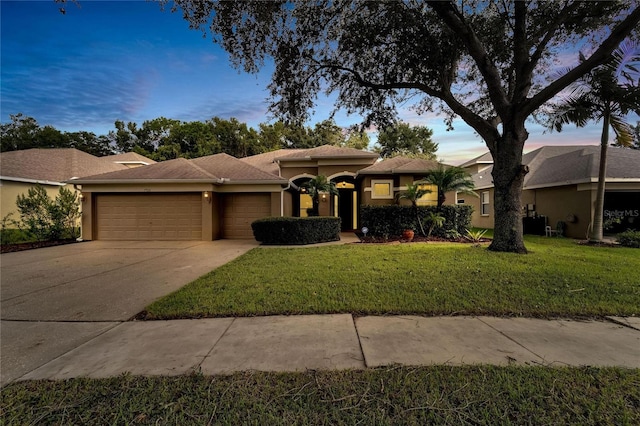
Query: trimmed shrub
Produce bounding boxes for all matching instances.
[617,230,640,248]
[252,216,341,245]
[360,205,473,238]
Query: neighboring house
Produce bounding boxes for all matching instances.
[73,145,455,241]
[458,145,640,238]
[0,148,141,223]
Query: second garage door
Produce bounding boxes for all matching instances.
[96,193,202,240]
[222,193,271,239]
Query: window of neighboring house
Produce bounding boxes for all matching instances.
[481,191,490,216]
[371,180,394,199]
[416,183,438,206]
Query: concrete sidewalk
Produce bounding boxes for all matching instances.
[10,314,639,383]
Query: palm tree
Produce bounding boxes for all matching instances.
[396,182,432,236]
[301,175,338,216]
[545,41,640,243]
[421,164,477,208]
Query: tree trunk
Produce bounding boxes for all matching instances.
[589,112,609,243]
[488,131,528,253]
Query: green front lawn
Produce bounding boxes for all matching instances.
[3,367,638,425]
[145,236,640,319]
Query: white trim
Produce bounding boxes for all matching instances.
[327,171,357,180]
[481,191,490,216]
[114,161,152,165]
[0,176,66,186]
[288,173,317,182]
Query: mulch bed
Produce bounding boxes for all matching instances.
[1,239,80,253]
[355,233,491,244]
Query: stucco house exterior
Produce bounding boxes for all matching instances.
[0,148,155,224]
[72,145,457,241]
[459,145,640,238]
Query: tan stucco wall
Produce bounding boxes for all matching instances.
[1,180,79,226]
[211,192,221,240]
[458,188,495,229]
[534,185,592,239]
[282,191,293,217]
[280,166,318,180]
[457,185,594,238]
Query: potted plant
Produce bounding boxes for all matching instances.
[401,224,415,241]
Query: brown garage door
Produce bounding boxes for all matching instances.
[96,193,202,240]
[222,193,271,239]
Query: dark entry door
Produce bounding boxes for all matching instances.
[338,188,354,231]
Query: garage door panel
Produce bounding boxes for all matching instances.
[96,194,202,241]
[222,193,271,239]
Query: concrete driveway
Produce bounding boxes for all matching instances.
[0,239,257,385]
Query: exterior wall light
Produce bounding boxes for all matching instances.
[203,191,212,203]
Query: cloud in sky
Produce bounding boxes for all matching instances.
[1,1,637,162]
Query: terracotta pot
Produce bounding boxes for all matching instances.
[402,229,415,241]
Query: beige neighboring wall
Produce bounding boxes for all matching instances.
[0,180,77,224]
[534,185,591,239]
[458,188,495,229]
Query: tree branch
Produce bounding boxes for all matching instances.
[524,6,640,116]
[427,0,510,116]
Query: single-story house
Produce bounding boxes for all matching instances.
[72,145,456,241]
[0,148,155,223]
[458,145,640,238]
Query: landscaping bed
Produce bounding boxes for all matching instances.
[0,239,79,253]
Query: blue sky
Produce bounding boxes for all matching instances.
[1,1,634,164]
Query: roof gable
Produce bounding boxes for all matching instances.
[75,157,218,182]
[274,145,378,161]
[191,153,286,182]
[358,156,443,175]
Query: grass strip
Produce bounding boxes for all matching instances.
[2,366,638,425]
[145,236,640,319]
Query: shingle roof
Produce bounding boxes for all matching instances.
[468,145,640,189]
[459,152,493,168]
[274,145,379,161]
[240,149,304,175]
[191,153,286,182]
[74,153,287,184]
[103,152,156,164]
[0,148,127,183]
[74,157,219,182]
[357,156,443,175]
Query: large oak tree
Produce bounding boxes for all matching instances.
[166,0,640,253]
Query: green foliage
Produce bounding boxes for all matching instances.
[465,228,488,244]
[421,164,477,208]
[3,367,639,425]
[145,236,640,319]
[360,205,472,239]
[375,122,438,159]
[251,217,341,245]
[0,213,32,245]
[15,185,81,242]
[170,0,639,253]
[1,113,114,155]
[616,230,640,248]
[423,211,445,237]
[300,175,338,216]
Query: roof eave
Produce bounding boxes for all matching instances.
[70,178,224,185]
[0,175,66,186]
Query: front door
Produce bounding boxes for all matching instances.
[338,188,355,231]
